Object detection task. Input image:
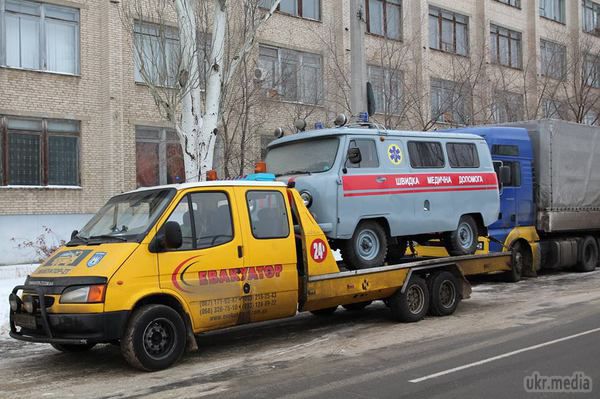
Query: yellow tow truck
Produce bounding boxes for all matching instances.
[8,174,513,371]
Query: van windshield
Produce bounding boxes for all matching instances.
[70,189,175,244]
[266,137,339,176]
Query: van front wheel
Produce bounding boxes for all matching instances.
[121,304,186,371]
[341,221,388,270]
[443,216,479,256]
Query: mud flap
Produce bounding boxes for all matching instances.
[461,276,472,300]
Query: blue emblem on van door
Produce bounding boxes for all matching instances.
[87,252,107,267]
[388,144,403,165]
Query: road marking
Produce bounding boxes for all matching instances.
[409,326,600,383]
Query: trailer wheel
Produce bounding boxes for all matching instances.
[121,304,186,371]
[51,343,96,352]
[343,301,372,311]
[427,271,460,316]
[575,236,599,273]
[310,306,338,316]
[443,216,478,256]
[386,238,407,264]
[389,276,429,322]
[342,221,388,270]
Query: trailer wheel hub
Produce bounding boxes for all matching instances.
[407,285,425,314]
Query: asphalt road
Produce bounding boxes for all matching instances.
[1,270,599,398]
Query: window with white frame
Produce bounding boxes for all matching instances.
[540,40,566,79]
[135,126,184,187]
[490,24,522,69]
[495,0,521,8]
[366,0,402,40]
[540,0,565,23]
[259,0,320,21]
[134,21,180,87]
[584,53,600,87]
[368,65,403,115]
[0,116,80,186]
[583,0,600,34]
[430,78,470,125]
[429,6,469,56]
[492,91,524,123]
[0,0,79,74]
[258,45,322,104]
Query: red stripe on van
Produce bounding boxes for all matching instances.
[342,172,498,192]
[343,185,499,197]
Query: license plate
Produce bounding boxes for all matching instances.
[14,313,37,330]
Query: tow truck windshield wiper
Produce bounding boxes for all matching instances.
[66,234,89,246]
[88,234,128,242]
[275,170,312,177]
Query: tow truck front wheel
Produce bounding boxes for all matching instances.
[389,276,429,322]
[121,304,186,371]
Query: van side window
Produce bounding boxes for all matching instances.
[407,141,445,168]
[346,139,379,168]
[447,143,480,168]
[164,192,234,250]
[247,191,290,239]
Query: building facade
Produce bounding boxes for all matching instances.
[0,0,599,263]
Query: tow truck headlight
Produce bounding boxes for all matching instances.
[23,295,36,314]
[300,191,313,208]
[9,293,21,312]
[60,285,106,304]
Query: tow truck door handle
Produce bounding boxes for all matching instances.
[237,245,243,258]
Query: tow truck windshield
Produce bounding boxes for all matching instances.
[266,137,339,176]
[71,188,175,244]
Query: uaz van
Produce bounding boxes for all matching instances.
[265,127,501,269]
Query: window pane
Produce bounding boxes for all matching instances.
[190,192,233,248]
[48,135,78,185]
[368,65,385,113]
[347,139,379,168]
[510,36,521,67]
[45,4,79,22]
[247,191,290,239]
[447,143,479,168]
[369,0,384,35]
[7,118,42,130]
[280,0,298,16]
[6,0,40,15]
[6,14,40,69]
[386,2,402,40]
[136,141,159,187]
[408,141,445,168]
[302,0,320,20]
[499,35,509,65]
[281,59,299,101]
[166,198,194,250]
[8,133,41,185]
[429,13,439,49]
[166,143,185,184]
[47,119,79,132]
[46,19,78,74]
[441,18,454,51]
[456,23,468,55]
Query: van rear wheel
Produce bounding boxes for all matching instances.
[443,215,479,256]
[341,221,388,270]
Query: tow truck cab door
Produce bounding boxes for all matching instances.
[233,186,298,323]
[157,188,244,332]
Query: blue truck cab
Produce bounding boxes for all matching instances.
[453,127,534,253]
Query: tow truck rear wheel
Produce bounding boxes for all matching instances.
[389,276,429,322]
[443,215,478,256]
[121,304,186,371]
[342,221,388,270]
[51,343,96,352]
[427,271,460,316]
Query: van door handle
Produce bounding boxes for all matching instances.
[376,177,387,183]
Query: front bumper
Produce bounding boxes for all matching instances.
[9,285,129,345]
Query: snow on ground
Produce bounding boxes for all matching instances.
[0,264,38,336]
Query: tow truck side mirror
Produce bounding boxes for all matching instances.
[150,221,183,252]
[347,147,362,164]
[71,230,78,240]
[499,165,511,186]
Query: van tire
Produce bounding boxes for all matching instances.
[51,343,96,352]
[386,238,407,264]
[389,276,429,322]
[427,271,460,316]
[342,221,388,270]
[575,236,599,272]
[444,215,479,256]
[121,304,186,371]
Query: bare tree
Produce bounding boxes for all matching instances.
[121,0,281,182]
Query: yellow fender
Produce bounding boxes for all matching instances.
[503,226,541,274]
